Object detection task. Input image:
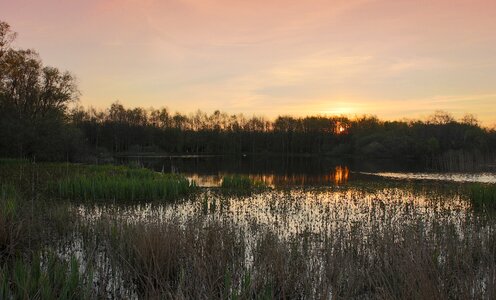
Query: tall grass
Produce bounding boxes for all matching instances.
[0,252,94,299]
[221,174,265,194]
[53,165,196,201]
[0,158,29,165]
[470,183,496,211]
[109,219,246,298]
[93,210,496,299]
[0,184,21,261]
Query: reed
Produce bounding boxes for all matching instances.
[0,184,21,261]
[221,174,265,193]
[54,172,195,202]
[470,183,496,211]
[95,206,496,299]
[0,158,29,165]
[103,216,254,299]
[0,252,93,299]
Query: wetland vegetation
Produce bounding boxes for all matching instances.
[1,159,496,298]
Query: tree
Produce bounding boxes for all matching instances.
[0,21,16,59]
[461,114,479,126]
[0,20,81,160]
[428,110,455,125]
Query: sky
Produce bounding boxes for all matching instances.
[2,0,496,125]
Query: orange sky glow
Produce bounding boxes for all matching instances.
[2,0,496,125]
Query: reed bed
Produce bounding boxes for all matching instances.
[85,207,495,299]
[0,158,29,165]
[221,174,266,194]
[53,167,195,202]
[470,183,496,211]
[0,252,94,299]
[0,184,21,262]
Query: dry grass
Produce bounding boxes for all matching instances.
[108,218,246,299]
[94,208,496,299]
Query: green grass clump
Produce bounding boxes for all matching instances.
[0,184,20,261]
[0,158,29,165]
[0,253,93,299]
[469,184,496,211]
[54,172,195,202]
[221,175,253,190]
[221,175,266,194]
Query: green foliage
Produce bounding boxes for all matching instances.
[221,175,252,190]
[470,184,496,211]
[0,184,20,261]
[0,252,93,299]
[53,164,195,201]
[0,185,17,218]
[221,174,266,194]
[0,158,29,165]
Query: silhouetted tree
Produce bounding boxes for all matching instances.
[0,20,81,160]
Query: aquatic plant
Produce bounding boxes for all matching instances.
[221,174,266,194]
[0,184,21,261]
[470,183,496,211]
[111,219,246,298]
[0,158,29,165]
[0,252,94,299]
[54,172,195,202]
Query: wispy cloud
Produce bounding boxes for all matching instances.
[3,0,496,125]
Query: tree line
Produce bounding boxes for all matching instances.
[1,20,495,166]
[70,104,495,157]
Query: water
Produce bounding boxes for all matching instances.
[359,172,496,183]
[76,186,470,237]
[117,155,496,186]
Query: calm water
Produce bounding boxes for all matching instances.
[117,155,496,187]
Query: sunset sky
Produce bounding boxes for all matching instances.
[2,0,496,125]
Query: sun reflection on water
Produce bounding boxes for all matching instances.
[185,165,350,188]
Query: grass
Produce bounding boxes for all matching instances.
[469,183,496,211]
[95,207,496,299]
[109,219,246,298]
[221,174,266,194]
[0,252,94,300]
[0,184,22,261]
[0,158,29,165]
[54,173,194,202]
[50,164,196,202]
